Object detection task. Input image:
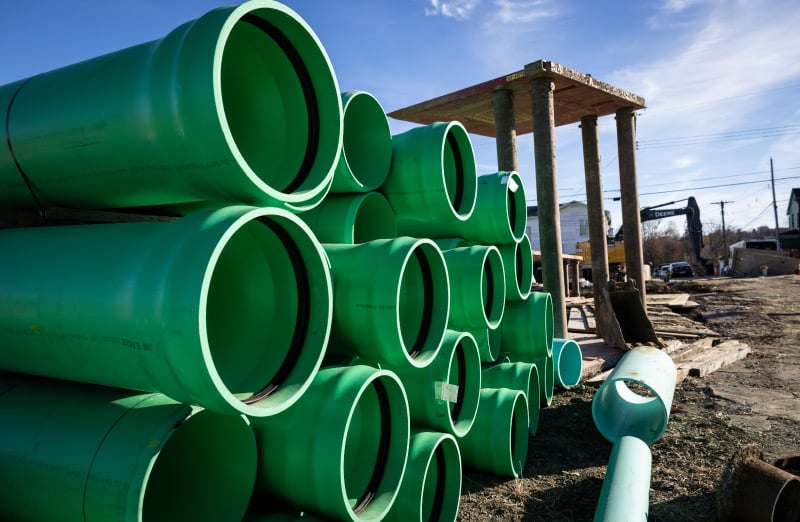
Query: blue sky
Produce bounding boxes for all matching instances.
[2,0,799,234]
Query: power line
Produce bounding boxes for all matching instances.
[606,176,798,197]
[636,124,800,150]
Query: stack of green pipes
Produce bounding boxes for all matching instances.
[0,1,562,520]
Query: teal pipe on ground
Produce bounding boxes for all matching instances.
[552,338,583,389]
[250,365,410,522]
[459,388,529,478]
[532,352,555,407]
[0,374,257,522]
[300,191,397,243]
[381,121,477,237]
[439,245,505,331]
[0,206,332,417]
[458,171,527,245]
[0,1,341,213]
[592,346,677,445]
[470,328,501,363]
[498,233,533,301]
[593,435,652,522]
[384,430,462,522]
[500,292,554,362]
[324,237,449,368]
[481,361,541,435]
[390,330,481,437]
[330,91,392,193]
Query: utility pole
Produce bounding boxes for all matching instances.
[712,200,733,261]
[770,157,781,243]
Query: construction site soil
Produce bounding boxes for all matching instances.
[457,274,800,521]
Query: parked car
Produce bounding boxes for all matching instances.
[668,261,693,277]
[657,264,670,278]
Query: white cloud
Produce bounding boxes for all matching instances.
[488,0,557,25]
[425,0,480,21]
[660,0,706,13]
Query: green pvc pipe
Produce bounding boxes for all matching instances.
[481,361,541,435]
[593,435,652,522]
[500,292,554,362]
[384,430,462,522]
[390,330,481,437]
[299,191,397,243]
[470,328,500,364]
[250,365,410,522]
[592,346,677,445]
[381,121,477,237]
[532,352,555,407]
[0,374,256,522]
[458,171,527,245]
[330,91,392,193]
[439,245,505,331]
[0,1,342,213]
[459,388,529,478]
[498,233,534,301]
[552,338,583,389]
[0,206,332,417]
[324,237,449,368]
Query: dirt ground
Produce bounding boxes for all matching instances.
[457,274,800,521]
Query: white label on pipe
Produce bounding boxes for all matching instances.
[500,174,509,185]
[434,381,460,403]
[508,176,519,192]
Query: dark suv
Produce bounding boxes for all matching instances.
[668,261,693,277]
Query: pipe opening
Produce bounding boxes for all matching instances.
[352,193,397,243]
[774,478,800,522]
[205,216,311,404]
[482,255,496,320]
[515,242,524,287]
[424,444,447,522]
[345,380,392,514]
[342,93,392,190]
[222,11,323,195]
[443,131,465,214]
[399,248,435,358]
[141,411,256,522]
[509,393,529,476]
[506,173,526,239]
[449,340,467,422]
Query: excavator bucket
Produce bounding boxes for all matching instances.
[607,280,662,346]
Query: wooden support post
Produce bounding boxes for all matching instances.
[530,76,567,338]
[492,88,518,172]
[616,107,646,306]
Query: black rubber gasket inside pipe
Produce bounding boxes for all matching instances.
[408,248,434,359]
[245,218,311,403]
[483,255,496,320]
[446,131,465,213]
[449,342,467,422]
[352,380,392,514]
[242,14,320,194]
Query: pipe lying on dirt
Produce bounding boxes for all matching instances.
[498,234,534,301]
[249,365,410,522]
[458,171,527,246]
[717,444,800,522]
[552,338,583,389]
[459,388,529,478]
[384,430,462,522]
[324,237,449,369]
[439,245,506,331]
[0,206,332,417]
[390,330,481,437]
[593,435,652,522]
[381,121,477,237]
[592,346,677,445]
[0,373,257,522]
[481,361,541,435]
[300,191,397,243]
[330,90,392,193]
[500,292,554,362]
[0,1,342,213]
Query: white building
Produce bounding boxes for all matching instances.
[788,188,800,231]
[526,201,612,255]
